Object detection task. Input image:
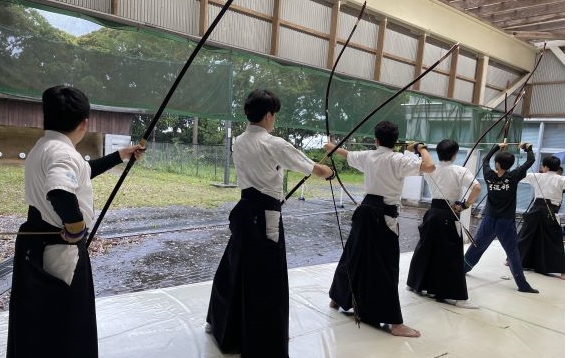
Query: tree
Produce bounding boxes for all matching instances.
[0,3,78,95]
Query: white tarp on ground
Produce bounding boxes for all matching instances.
[0,241,565,357]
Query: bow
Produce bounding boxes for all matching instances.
[284,42,460,202]
[500,93,511,147]
[458,91,525,215]
[496,92,514,152]
[459,90,526,217]
[283,2,366,203]
[327,43,459,155]
[323,2,367,208]
[462,43,546,168]
[516,196,535,230]
[86,0,235,247]
[460,43,546,212]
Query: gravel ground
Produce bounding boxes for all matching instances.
[0,216,19,261]
[0,197,443,310]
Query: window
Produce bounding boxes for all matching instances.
[542,123,565,148]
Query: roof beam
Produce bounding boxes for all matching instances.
[447,0,531,9]
[471,0,564,17]
[441,0,564,43]
[485,74,529,108]
[484,2,565,24]
[512,30,565,42]
[550,47,565,65]
[496,14,564,30]
[354,0,536,71]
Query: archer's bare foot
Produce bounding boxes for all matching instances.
[329,300,340,309]
[390,323,421,337]
[559,273,565,280]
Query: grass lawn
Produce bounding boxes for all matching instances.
[0,162,363,216]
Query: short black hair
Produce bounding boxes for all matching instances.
[542,156,561,172]
[243,89,281,123]
[42,85,90,132]
[436,139,459,161]
[494,151,515,170]
[374,121,399,149]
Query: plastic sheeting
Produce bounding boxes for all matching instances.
[0,241,564,357]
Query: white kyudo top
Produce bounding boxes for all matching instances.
[347,146,421,206]
[25,130,95,228]
[233,124,315,201]
[523,171,566,206]
[424,161,478,202]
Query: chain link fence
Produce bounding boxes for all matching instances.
[136,141,365,204]
[139,142,236,184]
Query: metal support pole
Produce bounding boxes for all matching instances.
[224,120,232,185]
[298,183,306,201]
[338,187,344,208]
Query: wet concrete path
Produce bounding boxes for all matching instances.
[91,198,429,297]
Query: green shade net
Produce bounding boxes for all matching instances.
[0,2,232,117]
[0,0,522,145]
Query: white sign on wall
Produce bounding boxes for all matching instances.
[104,134,131,156]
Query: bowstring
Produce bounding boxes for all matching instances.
[323,1,367,326]
[531,172,559,223]
[423,170,477,246]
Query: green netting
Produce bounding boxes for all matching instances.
[0,0,522,145]
[0,2,232,116]
[405,96,522,147]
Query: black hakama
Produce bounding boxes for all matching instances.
[406,199,468,300]
[518,199,565,275]
[7,206,98,358]
[206,188,288,358]
[329,194,403,326]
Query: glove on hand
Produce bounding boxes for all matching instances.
[406,142,426,156]
[455,200,468,210]
[453,200,469,214]
[61,221,87,244]
[325,168,336,181]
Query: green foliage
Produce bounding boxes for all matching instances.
[131,115,228,145]
[304,148,358,173]
[78,27,190,60]
[197,119,227,145]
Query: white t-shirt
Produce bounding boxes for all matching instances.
[347,146,421,205]
[522,171,565,205]
[424,161,478,202]
[233,125,315,200]
[25,130,95,228]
